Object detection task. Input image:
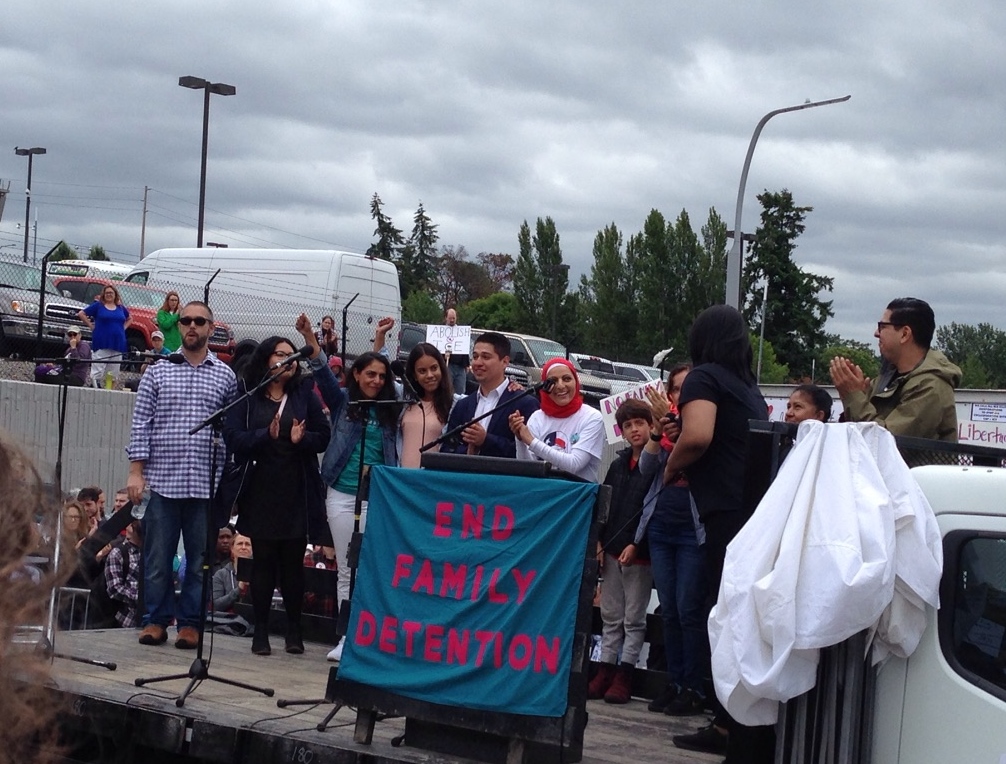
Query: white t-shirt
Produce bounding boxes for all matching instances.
[515,405,606,482]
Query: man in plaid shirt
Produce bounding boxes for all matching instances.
[104,522,143,627]
[127,301,237,649]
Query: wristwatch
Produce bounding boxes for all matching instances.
[650,432,663,442]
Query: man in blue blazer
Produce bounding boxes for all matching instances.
[442,332,539,458]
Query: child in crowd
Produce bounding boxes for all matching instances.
[784,384,833,424]
[588,399,655,704]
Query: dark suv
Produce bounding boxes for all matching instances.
[0,259,90,356]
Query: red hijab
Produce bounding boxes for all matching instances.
[539,358,584,418]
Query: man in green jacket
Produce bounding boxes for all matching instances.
[830,297,961,442]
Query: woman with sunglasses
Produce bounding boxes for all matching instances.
[156,291,182,352]
[295,314,399,662]
[223,335,331,656]
[78,283,131,388]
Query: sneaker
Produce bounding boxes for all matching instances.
[647,683,680,713]
[673,723,728,755]
[326,641,343,662]
[664,687,706,716]
[175,626,199,650]
[138,624,168,646]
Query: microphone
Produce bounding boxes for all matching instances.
[530,377,556,393]
[269,345,313,370]
[132,352,186,364]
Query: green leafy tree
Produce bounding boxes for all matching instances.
[401,290,442,324]
[632,209,680,360]
[579,223,636,360]
[743,189,834,379]
[936,322,1006,388]
[431,245,494,309]
[817,335,880,383]
[49,242,77,262]
[513,221,541,333]
[752,333,790,384]
[88,245,109,261]
[399,201,439,297]
[365,193,404,262]
[462,292,518,331]
[958,355,991,389]
[513,217,566,337]
[476,251,515,292]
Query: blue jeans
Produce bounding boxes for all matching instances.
[142,491,208,629]
[648,509,708,692]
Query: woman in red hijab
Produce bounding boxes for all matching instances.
[508,357,606,481]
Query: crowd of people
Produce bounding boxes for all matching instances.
[18,294,957,764]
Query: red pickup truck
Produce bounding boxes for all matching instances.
[52,276,236,362]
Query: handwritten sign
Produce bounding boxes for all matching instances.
[426,324,471,357]
[598,379,666,443]
[338,466,596,717]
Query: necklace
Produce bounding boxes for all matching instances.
[265,391,285,402]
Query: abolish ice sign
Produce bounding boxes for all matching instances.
[426,324,471,357]
[337,466,596,717]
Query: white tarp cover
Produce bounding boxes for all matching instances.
[709,421,943,725]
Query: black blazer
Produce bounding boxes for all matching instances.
[442,385,540,458]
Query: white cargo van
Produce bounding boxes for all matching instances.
[125,248,401,357]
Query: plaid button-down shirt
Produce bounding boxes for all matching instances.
[127,353,237,499]
[104,540,142,628]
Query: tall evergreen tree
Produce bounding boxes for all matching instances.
[49,242,77,262]
[579,223,636,360]
[365,193,404,262]
[399,201,439,297]
[513,221,543,334]
[632,209,678,359]
[88,245,109,261]
[743,189,834,379]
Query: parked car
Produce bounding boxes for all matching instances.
[52,275,236,362]
[568,352,639,395]
[0,259,91,357]
[612,361,664,383]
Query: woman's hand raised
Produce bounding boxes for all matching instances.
[295,314,321,358]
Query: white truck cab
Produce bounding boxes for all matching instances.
[872,465,1006,763]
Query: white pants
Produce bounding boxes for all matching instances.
[325,488,367,611]
[90,348,120,387]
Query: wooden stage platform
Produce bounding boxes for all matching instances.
[45,628,722,764]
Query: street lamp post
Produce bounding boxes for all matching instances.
[178,76,236,248]
[724,95,851,309]
[14,147,46,264]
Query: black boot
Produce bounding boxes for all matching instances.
[251,625,271,656]
[285,622,304,655]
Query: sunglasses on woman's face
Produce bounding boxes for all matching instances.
[178,316,210,327]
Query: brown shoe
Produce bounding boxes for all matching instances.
[138,624,168,645]
[175,626,200,649]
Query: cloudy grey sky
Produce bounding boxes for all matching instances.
[2,1,1004,348]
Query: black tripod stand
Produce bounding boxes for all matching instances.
[133,369,288,706]
[276,397,399,731]
[31,353,117,670]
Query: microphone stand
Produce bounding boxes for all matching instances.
[29,353,117,670]
[277,396,400,731]
[133,364,293,706]
[419,380,549,453]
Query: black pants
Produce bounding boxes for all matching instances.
[703,511,777,764]
[249,537,305,630]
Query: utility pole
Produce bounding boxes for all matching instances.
[140,185,148,259]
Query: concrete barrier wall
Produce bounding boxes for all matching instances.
[0,379,135,498]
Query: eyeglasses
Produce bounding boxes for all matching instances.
[876,321,902,332]
[272,350,295,359]
[179,316,210,327]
